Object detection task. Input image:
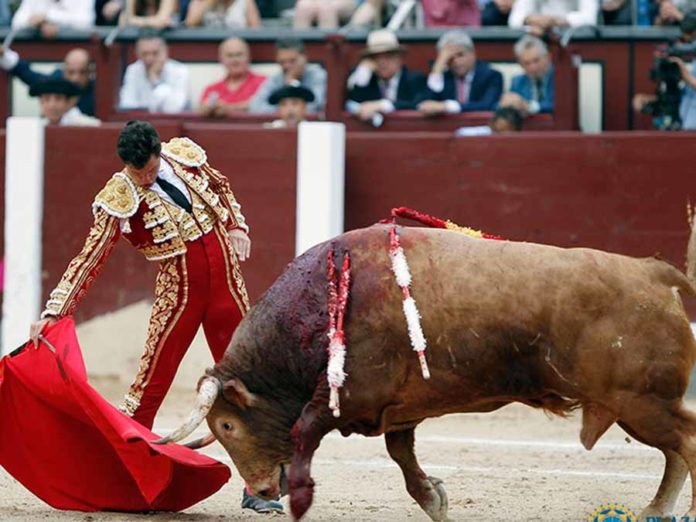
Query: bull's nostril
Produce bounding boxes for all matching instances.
[258,489,271,498]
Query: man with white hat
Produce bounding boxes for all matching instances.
[346,29,426,123]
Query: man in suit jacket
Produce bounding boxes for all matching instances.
[499,35,554,115]
[419,30,503,116]
[0,46,95,116]
[346,29,426,123]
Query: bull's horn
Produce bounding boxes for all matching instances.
[152,377,220,445]
[184,432,217,450]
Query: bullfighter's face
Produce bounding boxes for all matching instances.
[208,380,292,499]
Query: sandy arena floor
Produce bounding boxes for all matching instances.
[0,376,692,521]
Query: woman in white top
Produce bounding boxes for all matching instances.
[185,0,261,27]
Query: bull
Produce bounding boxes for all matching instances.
[160,223,696,521]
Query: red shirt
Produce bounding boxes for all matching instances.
[200,72,266,105]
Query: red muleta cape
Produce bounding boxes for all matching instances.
[0,317,230,512]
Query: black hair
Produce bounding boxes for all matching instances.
[682,10,696,34]
[276,37,305,54]
[491,107,524,131]
[117,120,161,167]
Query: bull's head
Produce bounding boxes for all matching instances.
[156,376,294,500]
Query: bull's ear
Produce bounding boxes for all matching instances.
[222,379,257,409]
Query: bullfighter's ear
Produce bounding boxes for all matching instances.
[222,379,257,409]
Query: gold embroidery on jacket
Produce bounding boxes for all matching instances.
[161,137,207,167]
[119,255,189,416]
[92,173,140,219]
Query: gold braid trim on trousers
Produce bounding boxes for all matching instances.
[214,225,250,314]
[119,255,189,416]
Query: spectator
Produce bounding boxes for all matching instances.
[454,106,524,135]
[346,30,426,123]
[508,0,597,32]
[421,0,481,26]
[633,10,696,128]
[346,0,381,26]
[481,0,513,25]
[293,0,356,28]
[124,0,179,27]
[499,35,554,115]
[12,0,95,37]
[119,35,190,113]
[96,0,124,24]
[601,0,631,24]
[199,37,265,117]
[418,30,502,116]
[656,0,694,24]
[249,38,326,114]
[184,0,260,27]
[264,83,315,128]
[29,78,100,126]
[0,46,95,116]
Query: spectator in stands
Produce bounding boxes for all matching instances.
[656,0,694,24]
[96,0,123,24]
[30,78,100,126]
[508,0,597,33]
[12,0,95,37]
[264,83,315,127]
[293,0,356,28]
[454,106,524,135]
[249,38,326,114]
[481,0,513,25]
[499,35,554,115]
[346,30,426,123]
[601,0,631,24]
[184,0,260,27]
[421,0,481,26]
[119,35,191,113]
[346,0,381,26]
[124,0,179,27]
[199,37,265,117]
[633,10,696,128]
[0,46,95,116]
[418,30,502,116]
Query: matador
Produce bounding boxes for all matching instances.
[30,121,283,513]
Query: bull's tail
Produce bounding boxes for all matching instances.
[687,202,696,288]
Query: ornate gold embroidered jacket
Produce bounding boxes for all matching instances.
[41,137,249,319]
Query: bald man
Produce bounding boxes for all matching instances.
[0,45,95,115]
[199,37,266,118]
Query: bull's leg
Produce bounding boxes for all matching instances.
[385,428,450,522]
[638,449,689,520]
[288,387,333,521]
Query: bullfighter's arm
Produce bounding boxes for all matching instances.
[41,208,121,319]
[202,163,250,234]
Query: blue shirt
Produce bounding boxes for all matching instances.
[681,61,696,130]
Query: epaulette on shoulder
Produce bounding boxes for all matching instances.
[161,137,207,168]
[92,172,140,218]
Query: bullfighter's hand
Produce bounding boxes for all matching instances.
[30,317,57,349]
[229,228,251,262]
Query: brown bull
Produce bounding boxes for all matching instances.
[161,223,696,521]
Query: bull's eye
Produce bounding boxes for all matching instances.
[223,422,232,431]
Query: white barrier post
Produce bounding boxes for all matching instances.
[1,117,45,355]
[295,121,346,256]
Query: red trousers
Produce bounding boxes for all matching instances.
[121,226,248,429]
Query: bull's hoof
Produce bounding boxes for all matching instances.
[638,506,675,522]
[422,476,450,522]
[289,485,314,521]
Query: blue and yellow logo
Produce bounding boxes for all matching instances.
[587,502,638,522]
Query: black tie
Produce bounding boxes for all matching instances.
[535,78,544,102]
[155,177,192,213]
